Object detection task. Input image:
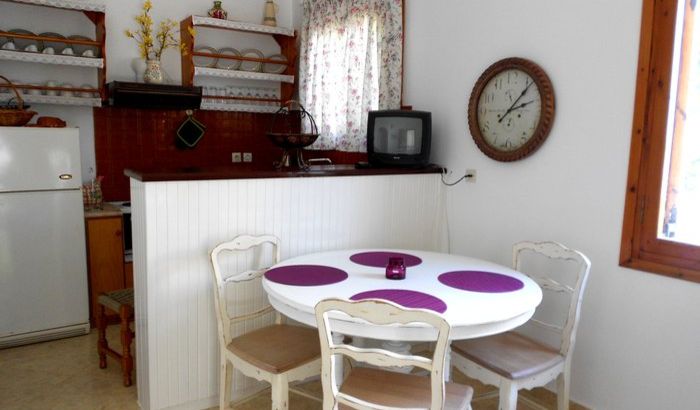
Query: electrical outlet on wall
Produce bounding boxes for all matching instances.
[243,152,253,163]
[232,152,242,163]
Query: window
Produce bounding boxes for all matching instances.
[621,0,700,282]
[298,0,404,152]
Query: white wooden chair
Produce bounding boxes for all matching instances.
[315,298,474,410]
[210,235,322,409]
[450,241,591,410]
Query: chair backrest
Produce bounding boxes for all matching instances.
[512,241,591,358]
[315,298,451,410]
[210,234,281,346]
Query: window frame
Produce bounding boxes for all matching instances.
[620,0,700,282]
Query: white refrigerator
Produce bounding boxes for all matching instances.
[0,127,90,348]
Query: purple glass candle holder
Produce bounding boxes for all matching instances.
[385,257,406,280]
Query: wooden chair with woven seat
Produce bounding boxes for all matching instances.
[451,241,591,410]
[210,234,322,410]
[97,287,135,387]
[315,298,474,410]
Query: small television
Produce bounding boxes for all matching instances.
[367,110,431,167]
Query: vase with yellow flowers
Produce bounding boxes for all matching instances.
[125,0,189,84]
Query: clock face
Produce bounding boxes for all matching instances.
[477,69,542,152]
[468,58,555,162]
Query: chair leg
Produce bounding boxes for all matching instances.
[498,380,518,410]
[219,359,233,409]
[119,306,134,387]
[556,371,570,410]
[271,373,289,410]
[97,304,107,369]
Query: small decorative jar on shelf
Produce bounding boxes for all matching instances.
[208,1,228,19]
[385,257,406,280]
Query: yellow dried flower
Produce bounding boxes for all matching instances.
[125,1,183,61]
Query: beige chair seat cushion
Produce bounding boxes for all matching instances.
[451,331,564,380]
[338,367,473,409]
[226,324,320,374]
[97,288,134,313]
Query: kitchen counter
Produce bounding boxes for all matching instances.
[126,166,447,410]
[124,163,443,182]
[84,203,122,219]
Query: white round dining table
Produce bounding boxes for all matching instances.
[263,249,542,342]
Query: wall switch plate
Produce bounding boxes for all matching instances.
[232,152,242,163]
[243,152,253,163]
[465,169,477,183]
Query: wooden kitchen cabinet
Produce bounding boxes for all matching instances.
[85,205,127,327]
[125,261,134,289]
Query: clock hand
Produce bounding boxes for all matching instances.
[510,100,535,111]
[499,81,534,123]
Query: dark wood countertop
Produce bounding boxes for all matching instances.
[124,164,443,182]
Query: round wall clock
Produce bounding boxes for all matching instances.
[467,57,555,162]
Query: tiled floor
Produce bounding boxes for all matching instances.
[0,330,587,410]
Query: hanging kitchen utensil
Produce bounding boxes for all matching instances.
[176,110,206,149]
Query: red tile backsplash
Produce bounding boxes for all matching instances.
[94,107,366,201]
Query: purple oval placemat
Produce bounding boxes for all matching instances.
[350,289,447,313]
[350,251,423,268]
[265,265,348,286]
[438,271,524,293]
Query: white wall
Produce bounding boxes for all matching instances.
[404,1,700,409]
[1,0,294,182]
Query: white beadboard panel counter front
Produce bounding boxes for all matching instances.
[130,173,447,410]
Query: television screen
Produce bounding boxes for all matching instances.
[372,116,424,155]
[367,110,431,167]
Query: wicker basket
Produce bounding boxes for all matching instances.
[0,75,37,126]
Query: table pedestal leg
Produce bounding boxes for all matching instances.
[380,340,413,373]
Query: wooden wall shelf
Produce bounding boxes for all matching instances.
[0,0,107,105]
[200,100,280,113]
[0,50,103,68]
[21,94,101,107]
[180,15,298,113]
[194,66,294,84]
[1,0,105,12]
[190,15,295,37]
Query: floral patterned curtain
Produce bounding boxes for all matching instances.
[299,0,403,152]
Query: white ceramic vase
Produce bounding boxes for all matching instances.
[143,59,163,84]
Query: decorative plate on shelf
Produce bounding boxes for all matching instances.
[8,29,37,51]
[215,47,241,70]
[37,32,66,53]
[239,48,264,72]
[67,35,99,57]
[262,54,287,74]
[193,46,218,68]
